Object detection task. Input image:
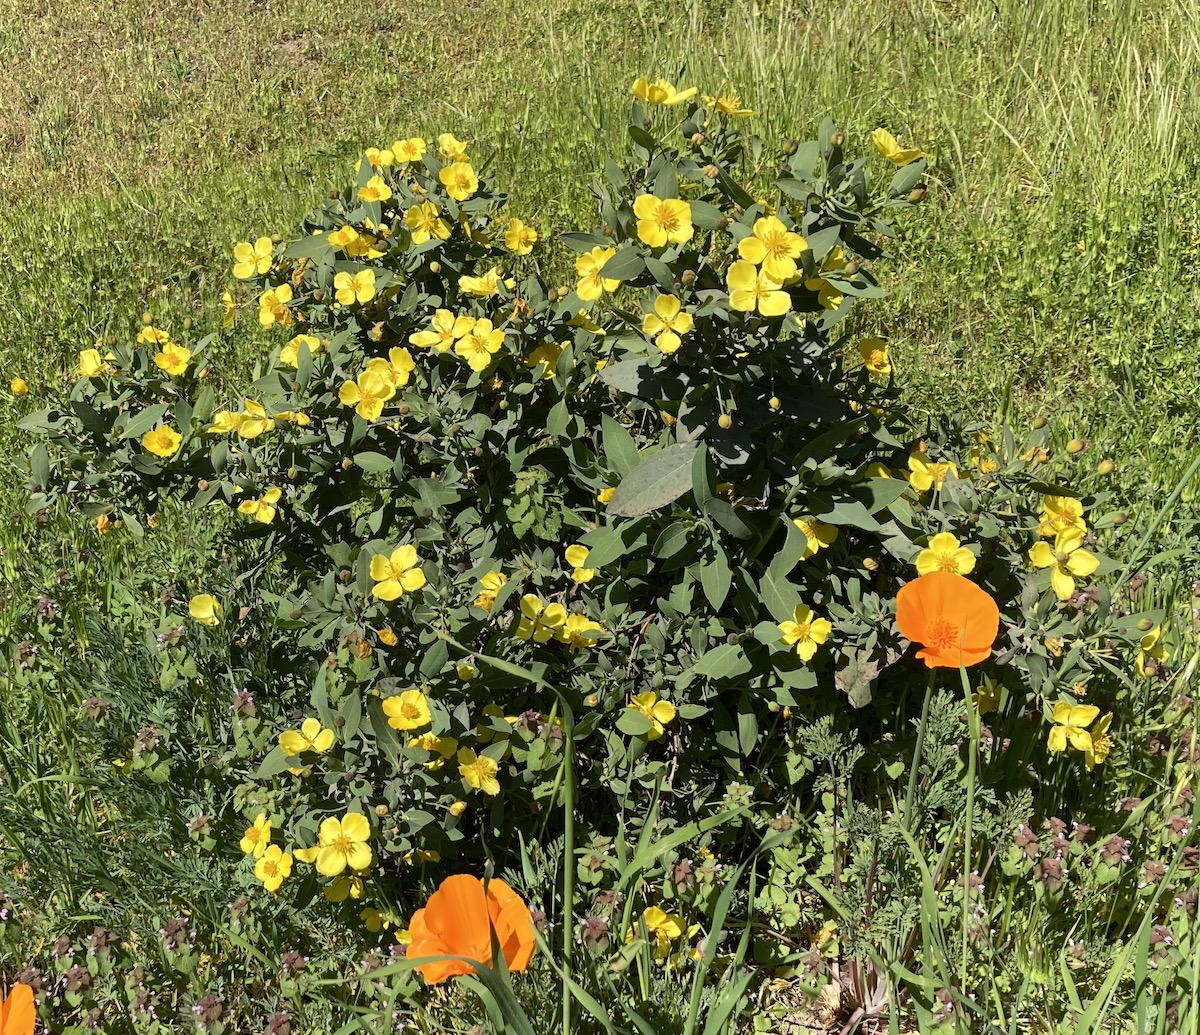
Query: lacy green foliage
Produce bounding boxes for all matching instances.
[11,89,1198,1033]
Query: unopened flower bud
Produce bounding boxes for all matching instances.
[341,458,354,470]
[197,479,209,491]
[830,131,845,148]
[287,467,299,480]
[312,289,324,302]
[1067,437,1087,454]
[1138,618,1155,631]
[1097,459,1115,475]
[1113,511,1127,525]
[328,189,340,200]
[547,287,559,302]
[429,261,441,274]
[584,694,599,707]
[375,804,389,817]
[864,557,879,571]
[690,132,705,147]
[1033,416,1048,429]
[718,413,733,429]
[703,164,720,179]
[271,234,282,244]
[716,216,731,230]
[680,269,697,287]
[338,569,352,584]
[783,139,798,156]
[769,396,781,410]
[908,187,926,203]
[141,311,153,325]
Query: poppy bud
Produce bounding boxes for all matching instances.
[449,422,461,434]
[141,311,153,324]
[1097,459,1115,475]
[271,233,283,244]
[718,413,733,429]
[767,701,780,712]
[844,262,860,276]
[474,446,483,457]
[375,804,389,817]
[338,569,352,584]
[290,609,303,620]
[1033,416,1048,429]
[716,216,731,230]
[328,189,340,200]
[341,458,353,470]
[313,289,324,302]
[291,380,300,391]
[585,694,599,707]
[864,557,879,571]
[547,287,558,302]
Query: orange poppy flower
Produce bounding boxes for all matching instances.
[1,982,35,1035]
[406,874,536,984]
[895,571,999,668]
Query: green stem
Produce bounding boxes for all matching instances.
[902,670,936,833]
[561,713,575,1035]
[959,664,979,999]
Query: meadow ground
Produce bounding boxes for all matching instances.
[2,0,1199,1032]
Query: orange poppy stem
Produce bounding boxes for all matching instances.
[902,670,937,833]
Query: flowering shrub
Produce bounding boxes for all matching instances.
[17,83,1194,1028]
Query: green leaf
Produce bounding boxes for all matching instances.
[616,708,653,737]
[70,400,111,435]
[283,233,333,259]
[687,643,751,681]
[599,246,646,282]
[117,403,170,440]
[700,544,732,608]
[255,746,294,780]
[559,231,612,252]
[689,200,724,230]
[354,452,394,473]
[602,415,639,476]
[608,443,698,517]
[760,569,801,624]
[889,159,925,196]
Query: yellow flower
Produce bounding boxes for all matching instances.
[974,676,1000,716]
[364,146,394,169]
[328,225,361,251]
[222,290,236,328]
[370,544,426,600]
[439,162,478,201]
[237,400,276,439]
[805,276,844,310]
[1037,495,1086,538]
[457,748,500,795]
[323,874,365,901]
[459,267,502,297]
[383,688,432,731]
[258,284,293,328]
[569,309,606,335]
[565,544,594,583]
[526,341,565,380]
[377,626,398,647]
[95,514,111,535]
[474,570,507,611]
[726,260,790,317]
[339,360,397,421]
[387,347,415,387]
[575,246,620,302]
[437,133,469,162]
[142,425,182,458]
[404,202,452,244]
[628,906,686,960]
[1047,702,1100,754]
[238,487,283,524]
[233,237,273,279]
[188,594,222,626]
[915,531,976,575]
[240,812,272,858]
[1084,713,1113,769]
[255,845,293,893]
[409,731,457,767]
[358,175,393,203]
[633,195,694,248]
[642,295,693,354]
[559,613,605,651]
[736,216,807,283]
[393,136,427,163]
[504,217,538,254]
[516,594,567,642]
[11,377,29,395]
[627,692,676,741]
[280,716,335,756]
[410,309,475,351]
[1028,529,1100,601]
[78,348,110,378]
[1136,625,1167,677]
[316,812,373,876]
[334,269,376,306]
[778,604,832,662]
[703,91,755,116]
[137,325,170,346]
[279,334,322,369]
[871,127,924,166]
[150,342,191,376]
[208,409,244,435]
[631,76,698,106]
[597,487,616,504]
[907,453,958,492]
[859,338,890,376]
[454,318,505,372]
[455,662,477,680]
[793,518,838,559]
[449,800,467,817]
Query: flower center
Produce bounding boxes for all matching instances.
[927,618,961,651]
[936,553,960,573]
[762,229,789,257]
[794,622,811,642]
[263,860,279,877]
[332,835,353,856]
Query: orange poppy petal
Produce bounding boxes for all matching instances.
[897,572,999,669]
[1,983,36,1035]
[424,874,493,964]
[493,897,537,972]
